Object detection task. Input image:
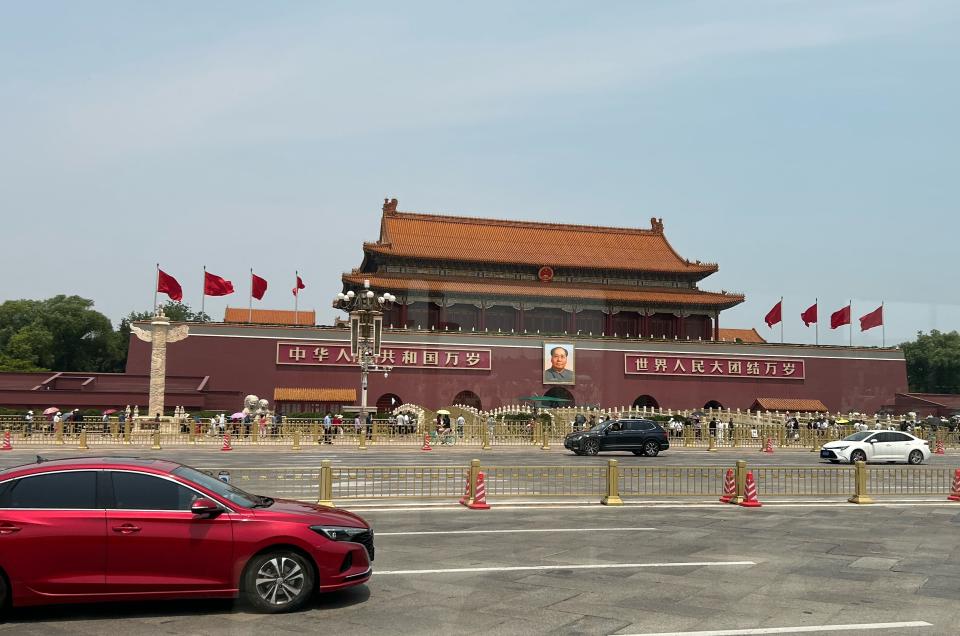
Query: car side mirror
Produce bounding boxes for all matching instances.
[191,498,222,517]
[867,438,877,443]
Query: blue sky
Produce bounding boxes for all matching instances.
[1,1,957,347]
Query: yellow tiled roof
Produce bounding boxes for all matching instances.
[225,308,316,326]
[273,388,356,402]
[752,398,828,412]
[367,210,718,274]
[718,328,766,343]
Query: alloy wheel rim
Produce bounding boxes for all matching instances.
[254,556,305,605]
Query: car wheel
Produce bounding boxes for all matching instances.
[583,439,599,456]
[243,550,315,613]
[850,449,867,464]
[908,450,924,465]
[642,440,660,457]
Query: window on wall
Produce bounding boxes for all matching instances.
[524,308,567,334]
[485,305,515,332]
[446,304,479,331]
[611,311,639,337]
[576,310,604,335]
[406,302,428,328]
[651,313,676,338]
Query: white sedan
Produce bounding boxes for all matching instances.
[820,430,931,465]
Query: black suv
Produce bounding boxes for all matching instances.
[564,419,669,456]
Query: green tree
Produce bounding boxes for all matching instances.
[0,295,121,372]
[115,301,210,367]
[901,330,960,393]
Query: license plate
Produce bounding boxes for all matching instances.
[820,450,830,458]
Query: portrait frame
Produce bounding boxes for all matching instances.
[543,342,575,385]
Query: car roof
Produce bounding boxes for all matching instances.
[0,456,181,479]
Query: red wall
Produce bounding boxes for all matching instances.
[127,325,908,414]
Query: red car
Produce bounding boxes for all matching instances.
[0,457,373,613]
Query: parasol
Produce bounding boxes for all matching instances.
[436,409,451,415]
[103,409,118,415]
[230,412,246,420]
[43,407,59,416]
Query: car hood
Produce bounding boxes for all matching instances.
[253,498,369,527]
[822,441,854,449]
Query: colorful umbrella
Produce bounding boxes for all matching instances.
[102,409,118,415]
[230,412,246,420]
[43,407,59,416]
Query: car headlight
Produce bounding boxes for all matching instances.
[832,446,848,452]
[310,526,368,541]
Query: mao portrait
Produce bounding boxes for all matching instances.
[543,343,575,385]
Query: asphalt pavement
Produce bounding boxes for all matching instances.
[3,503,959,635]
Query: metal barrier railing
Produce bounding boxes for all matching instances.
[196,459,960,507]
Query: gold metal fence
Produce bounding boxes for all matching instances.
[195,460,959,506]
[619,466,726,497]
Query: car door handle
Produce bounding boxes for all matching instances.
[112,524,141,534]
[0,523,21,535]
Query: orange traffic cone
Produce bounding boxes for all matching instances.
[1,430,11,451]
[421,433,432,452]
[763,437,774,454]
[948,469,960,502]
[739,471,762,507]
[719,468,736,503]
[221,432,233,452]
[458,471,470,506]
[467,471,490,510]
[935,439,945,455]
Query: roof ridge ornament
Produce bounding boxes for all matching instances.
[383,197,398,215]
[650,217,664,234]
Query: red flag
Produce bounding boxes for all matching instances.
[800,302,817,327]
[764,300,782,328]
[292,275,305,296]
[859,305,883,331]
[157,269,183,302]
[251,273,268,300]
[204,271,234,297]
[830,305,851,329]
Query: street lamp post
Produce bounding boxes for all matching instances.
[332,280,396,440]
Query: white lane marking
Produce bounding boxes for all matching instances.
[377,527,655,536]
[377,560,755,575]
[616,621,932,635]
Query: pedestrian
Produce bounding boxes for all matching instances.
[322,412,332,444]
[24,410,33,436]
[258,414,267,438]
[354,414,362,435]
[456,414,465,438]
[574,413,586,432]
[366,411,374,439]
[487,414,496,441]
[709,417,717,438]
[717,418,726,444]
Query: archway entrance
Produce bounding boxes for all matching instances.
[703,400,723,410]
[632,395,659,409]
[452,390,482,411]
[544,386,575,406]
[376,393,403,413]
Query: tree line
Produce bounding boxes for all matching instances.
[0,296,208,373]
[0,295,957,394]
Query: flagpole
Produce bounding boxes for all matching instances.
[780,296,784,344]
[201,265,206,317]
[882,301,885,348]
[814,297,819,346]
[248,268,253,323]
[849,299,852,347]
[154,263,159,313]
[294,270,299,326]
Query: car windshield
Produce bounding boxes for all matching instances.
[843,431,874,442]
[172,465,260,508]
